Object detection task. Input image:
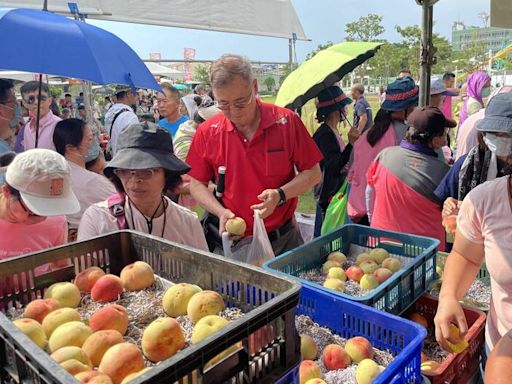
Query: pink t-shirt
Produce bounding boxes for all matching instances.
[441,95,453,120]
[23,111,62,151]
[367,160,446,250]
[347,124,397,219]
[457,176,512,351]
[455,109,485,161]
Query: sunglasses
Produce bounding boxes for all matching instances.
[23,94,48,105]
[113,168,158,180]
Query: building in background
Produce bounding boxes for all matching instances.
[452,21,512,55]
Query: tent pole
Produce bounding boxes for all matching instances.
[288,38,293,72]
[418,0,438,107]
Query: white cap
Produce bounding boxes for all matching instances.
[5,149,80,216]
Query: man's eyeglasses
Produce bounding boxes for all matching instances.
[215,92,254,111]
[113,168,158,180]
[23,95,48,105]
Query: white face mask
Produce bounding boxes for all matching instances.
[483,133,512,157]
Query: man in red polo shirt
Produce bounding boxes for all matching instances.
[186,54,322,255]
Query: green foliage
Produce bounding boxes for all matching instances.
[49,85,62,98]
[263,77,276,93]
[305,41,334,60]
[345,14,385,42]
[193,63,210,84]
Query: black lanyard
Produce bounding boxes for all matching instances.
[127,197,167,238]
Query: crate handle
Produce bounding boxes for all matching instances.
[202,347,249,384]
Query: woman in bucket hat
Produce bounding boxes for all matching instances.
[347,77,419,224]
[77,121,208,251]
[434,95,512,361]
[312,86,359,236]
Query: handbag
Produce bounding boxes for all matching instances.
[320,178,349,235]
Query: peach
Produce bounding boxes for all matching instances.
[409,312,428,329]
[23,298,60,323]
[322,278,345,292]
[305,380,327,384]
[446,324,468,353]
[442,215,457,235]
[89,304,129,335]
[51,346,92,367]
[322,344,351,370]
[344,336,374,363]
[382,257,402,273]
[48,321,92,352]
[44,282,82,308]
[360,274,379,291]
[321,260,341,274]
[120,261,155,291]
[356,253,371,266]
[359,259,378,274]
[355,358,381,384]
[162,283,202,317]
[326,267,346,282]
[75,267,106,293]
[42,307,81,336]
[75,371,113,384]
[300,334,318,360]
[12,318,47,349]
[191,315,228,344]
[60,359,92,375]
[142,317,185,362]
[82,330,124,367]
[327,251,347,265]
[346,265,364,282]
[421,360,440,374]
[98,342,145,384]
[299,360,322,384]
[436,265,444,279]
[120,367,152,384]
[187,290,225,323]
[373,268,393,284]
[91,274,124,303]
[369,248,390,264]
[225,217,247,236]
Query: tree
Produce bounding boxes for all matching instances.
[263,77,276,93]
[305,41,334,60]
[345,14,385,42]
[193,63,210,83]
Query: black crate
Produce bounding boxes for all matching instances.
[0,231,301,384]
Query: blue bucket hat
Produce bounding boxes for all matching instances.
[476,92,512,133]
[316,86,352,120]
[382,76,419,111]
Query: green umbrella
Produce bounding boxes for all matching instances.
[276,42,382,110]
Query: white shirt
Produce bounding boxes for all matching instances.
[68,161,117,229]
[104,103,139,155]
[77,196,208,252]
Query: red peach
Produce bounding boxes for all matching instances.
[89,304,129,335]
[322,344,351,370]
[299,360,322,384]
[82,330,124,367]
[91,275,123,303]
[98,342,145,384]
[344,336,374,363]
[346,265,364,282]
[373,268,394,284]
[23,298,60,323]
[75,267,106,293]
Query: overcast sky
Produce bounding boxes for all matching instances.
[88,0,490,63]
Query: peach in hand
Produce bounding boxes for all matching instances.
[225,217,247,236]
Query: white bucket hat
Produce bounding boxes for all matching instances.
[5,149,80,216]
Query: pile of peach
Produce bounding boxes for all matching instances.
[299,332,386,384]
[320,248,403,294]
[11,262,236,384]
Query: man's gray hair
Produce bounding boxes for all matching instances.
[352,83,365,94]
[209,54,253,88]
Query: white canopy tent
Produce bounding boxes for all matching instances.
[145,62,183,79]
[0,0,307,40]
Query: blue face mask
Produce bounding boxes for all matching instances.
[481,87,491,98]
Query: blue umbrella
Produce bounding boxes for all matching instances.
[0,8,159,90]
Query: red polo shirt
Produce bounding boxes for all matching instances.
[186,100,322,235]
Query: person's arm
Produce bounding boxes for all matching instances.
[356,113,368,133]
[365,184,375,223]
[250,164,321,219]
[485,329,512,383]
[189,178,234,233]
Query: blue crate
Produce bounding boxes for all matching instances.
[298,285,427,384]
[274,363,299,384]
[264,224,439,315]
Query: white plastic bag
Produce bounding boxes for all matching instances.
[223,210,275,266]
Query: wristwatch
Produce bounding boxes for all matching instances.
[277,188,286,206]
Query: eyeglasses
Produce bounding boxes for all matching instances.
[17,197,37,216]
[214,91,254,111]
[23,94,48,105]
[113,168,158,180]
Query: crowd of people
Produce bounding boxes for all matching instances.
[0,55,511,380]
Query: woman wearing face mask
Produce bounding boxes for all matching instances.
[366,107,454,249]
[53,118,116,239]
[0,79,22,154]
[347,77,419,225]
[458,71,491,128]
[312,86,359,236]
[435,93,512,229]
